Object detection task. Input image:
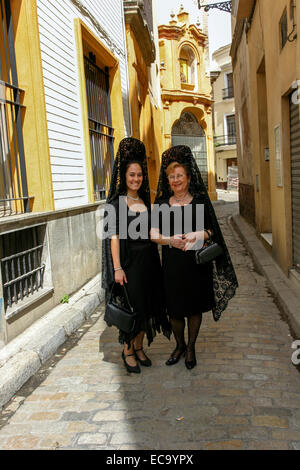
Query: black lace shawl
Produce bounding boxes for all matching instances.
[154,145,238,321]
[101,137,151,292]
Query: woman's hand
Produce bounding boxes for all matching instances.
[182,231,205,251]
[170,234,187,250]
[114,269,127,286]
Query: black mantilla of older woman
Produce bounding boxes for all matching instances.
[150,145,238,370]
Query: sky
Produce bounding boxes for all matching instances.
[155,0,232,64]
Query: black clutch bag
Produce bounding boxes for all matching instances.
[104,282,137,333]
[195,231,223,265]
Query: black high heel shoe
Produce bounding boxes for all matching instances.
[134,347,152,367]
[122,351,141,373]
[165,345,187,366]
[185,347,197,370]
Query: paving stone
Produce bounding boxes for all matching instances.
[204,440,244,450]
[0,435,40,450]
[110,432,153,445]
[29,412,61,421]
[77,433,108,446]
[252,416,289,428]
[92,410,127,422]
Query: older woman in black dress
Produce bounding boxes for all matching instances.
[151,145,238,369]
[102,138,170,374]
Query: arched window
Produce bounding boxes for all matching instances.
[179,46,196,84]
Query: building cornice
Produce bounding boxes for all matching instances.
[124,1,155,65]
[158,23,186,41]
[158,23,207,47]
[161,89,213,106]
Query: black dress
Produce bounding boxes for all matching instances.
[110,197,169,345]
[153,194,216,319]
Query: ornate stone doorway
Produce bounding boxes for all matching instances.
[171,112,208,188]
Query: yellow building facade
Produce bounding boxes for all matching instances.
[124,1,163,198]
[231,0,300,284]
[0,0,130,344]
[158,7,217,200]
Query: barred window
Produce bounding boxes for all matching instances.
[0,226,46,311]
[0,0,30,217]
[84,54,114,201]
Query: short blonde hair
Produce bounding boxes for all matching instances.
[166,161,189,176]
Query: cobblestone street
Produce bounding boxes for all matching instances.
[0,202,300,450]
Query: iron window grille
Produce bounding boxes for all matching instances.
[222,87,234,99]
[0,226,45,310]
[214,134,236,147]
[0,0,31,217]
[84,55,114,201]
[225,115,237,145]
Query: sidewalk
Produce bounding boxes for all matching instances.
[0,275,103,409]
[230,214,300,339]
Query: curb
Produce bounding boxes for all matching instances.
[0,275,104,409]
[230,214,300,339]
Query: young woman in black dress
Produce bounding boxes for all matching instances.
[151,145,238,370]
[102,138,170,373]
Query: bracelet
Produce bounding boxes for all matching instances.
[114,267,123,272]
[204,229,211,241]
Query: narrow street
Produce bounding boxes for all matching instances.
[0,201,300,450]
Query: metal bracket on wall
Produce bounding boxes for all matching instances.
[197,1,232,13]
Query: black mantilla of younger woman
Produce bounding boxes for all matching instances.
[101,137,171,347]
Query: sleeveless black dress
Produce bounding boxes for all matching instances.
[152,194,216,319]
[110,198,169,345]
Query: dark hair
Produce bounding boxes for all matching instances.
[118,160,145,195]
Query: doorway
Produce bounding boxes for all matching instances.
[171,112,208,188]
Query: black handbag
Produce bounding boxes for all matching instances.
[195,231,223,265]
[104,282,137,333]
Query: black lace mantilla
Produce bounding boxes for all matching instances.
[154,145,238,321]
[101,137,151,292]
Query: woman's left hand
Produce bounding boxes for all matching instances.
[182,231,204,251]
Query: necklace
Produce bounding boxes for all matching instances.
[126,194,139,201]
[173,191,190,202]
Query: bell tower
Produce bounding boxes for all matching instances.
[158,5,217,199]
